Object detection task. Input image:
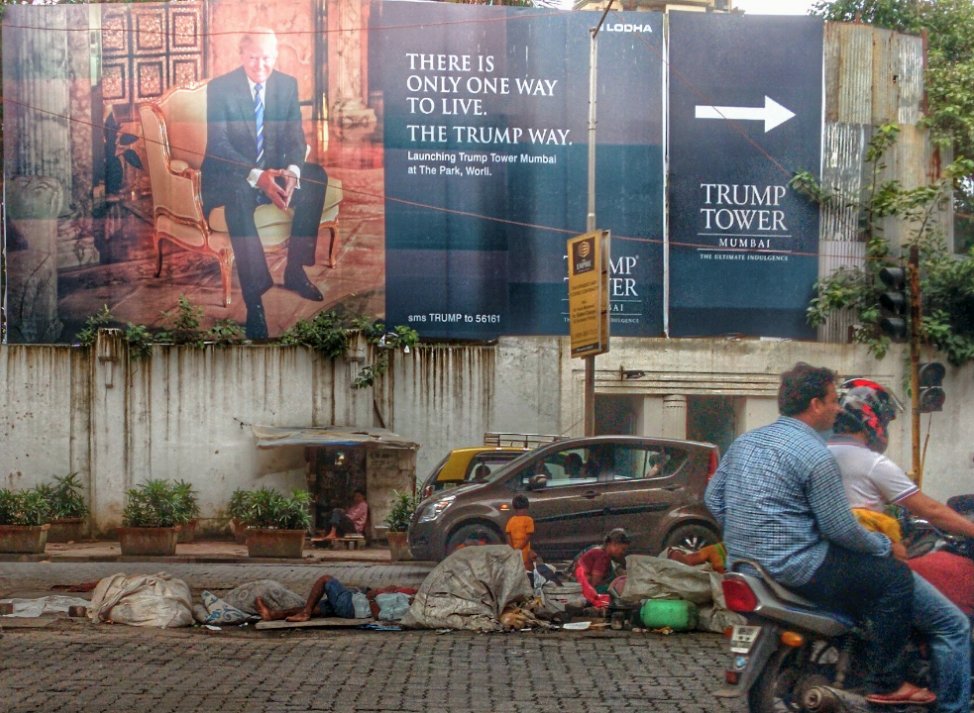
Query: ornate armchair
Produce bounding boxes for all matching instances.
[138,82,343,307]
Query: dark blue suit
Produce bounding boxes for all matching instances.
[202,66,326,304]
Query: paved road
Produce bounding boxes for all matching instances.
[0,561,744,713]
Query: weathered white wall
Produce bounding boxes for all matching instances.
[2,335,972,534]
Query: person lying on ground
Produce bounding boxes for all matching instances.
[255,574,355,622]
[312,489,368,542]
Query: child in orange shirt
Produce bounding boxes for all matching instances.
[505,494,535,570]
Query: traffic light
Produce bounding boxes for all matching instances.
[878,266,908,341]
[918,361,946,413]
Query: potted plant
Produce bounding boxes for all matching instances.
[40,473,89,542]
[0,487,53,554]
[173,479,202,543]
[117,479,188,556]
[237,487,311,558]
[385,490,418,562]
[226,488,251,544]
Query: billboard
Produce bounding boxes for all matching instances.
[1,1,819,344]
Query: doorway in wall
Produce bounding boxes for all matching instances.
[595,395,642,436]
[687,396,736,454]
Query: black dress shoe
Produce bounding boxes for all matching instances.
[283,268,324,301]
[245,302,268,340]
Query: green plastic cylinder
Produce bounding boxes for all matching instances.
[639,599,698,631]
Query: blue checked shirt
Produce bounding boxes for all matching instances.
[705,416,891,587]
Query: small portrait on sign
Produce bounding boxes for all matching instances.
[572,238,595,275]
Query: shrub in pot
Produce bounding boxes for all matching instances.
[39,473,89,542]
[172,479,201,543]
[227,488,252,544]
[0,487,53,554]
[238,487,311,558]
[118,479,189,556]
[384,490,418,562]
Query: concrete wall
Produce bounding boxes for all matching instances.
[3,334,973,534]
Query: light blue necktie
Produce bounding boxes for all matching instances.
[254,83,265,167]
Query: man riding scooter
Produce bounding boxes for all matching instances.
[829,378,972,713]
[705,362,931,706]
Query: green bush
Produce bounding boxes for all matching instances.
[44,473,89,520]
[235,487,311,531]
[384,490,419,533]
[0,487,53,526]
[123,479,192,528]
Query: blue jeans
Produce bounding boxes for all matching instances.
[912,573,971,713]
[316,577,355,619]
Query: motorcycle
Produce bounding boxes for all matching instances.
[716,559,935,713]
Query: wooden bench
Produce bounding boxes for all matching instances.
[330,534,366,550]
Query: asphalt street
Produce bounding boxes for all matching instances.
[0,561,744,713]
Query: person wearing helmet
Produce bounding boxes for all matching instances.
[830,378,972,713]
[831,378,974,541]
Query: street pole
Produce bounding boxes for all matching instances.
[908,244,922,486]
[584,0,614,437]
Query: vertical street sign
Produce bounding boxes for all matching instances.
[568,230,610,358]
[667,13,824,338]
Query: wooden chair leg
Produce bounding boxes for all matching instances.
[219,250,234,307]
[154,234,164,278]
[326,225,339,268]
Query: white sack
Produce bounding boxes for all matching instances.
[88,572,194,628]
[620,555,716,605]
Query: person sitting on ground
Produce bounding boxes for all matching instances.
[572,528,631,609]
[255,573,356,622]
[505,494,535,570]
[313,489,368,542]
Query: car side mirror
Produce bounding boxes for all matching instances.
[528,474,548,490]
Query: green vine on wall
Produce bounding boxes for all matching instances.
[76,298,419,389]
[791,124,974,366]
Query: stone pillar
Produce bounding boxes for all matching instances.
[2,6,74,205]
[4,176,65,342]
[637,396,664,436]
[733,396,778,435]
[331,0,376,129]
[662,394,688,439]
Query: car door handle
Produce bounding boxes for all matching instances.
[583,490,600,499]
[662,485,681,491]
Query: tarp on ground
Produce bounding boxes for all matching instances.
[402,545,532,632]
[251,425,419,450]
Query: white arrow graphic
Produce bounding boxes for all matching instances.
[694,96,796,133]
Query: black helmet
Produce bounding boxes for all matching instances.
[835,378,901,453]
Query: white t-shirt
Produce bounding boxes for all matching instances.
[829,437,919,511]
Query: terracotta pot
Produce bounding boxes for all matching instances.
[117,526,180,556]
[177,518,198,544]
[47,517,88,543]
[0,523,50,554]
[245,528,306,559]
[230,518,248,544]
[387,531,412,561]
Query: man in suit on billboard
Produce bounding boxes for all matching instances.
[202,28,327,339]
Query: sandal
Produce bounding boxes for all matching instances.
[866,686,936,706]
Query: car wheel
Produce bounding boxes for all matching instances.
[446,524,503,554]
[662,523,718,552]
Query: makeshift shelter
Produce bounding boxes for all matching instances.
[252,425,419,540]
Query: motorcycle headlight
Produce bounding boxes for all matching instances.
[418,495,455,523]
